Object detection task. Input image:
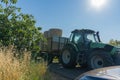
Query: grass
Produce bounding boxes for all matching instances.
[0,46,50,80]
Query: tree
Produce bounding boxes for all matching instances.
[0,0,44,54]
[109,39,120,46]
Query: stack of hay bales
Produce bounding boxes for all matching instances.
[43,28,63,51]
[44,28,62,38]
[44,31,49,38]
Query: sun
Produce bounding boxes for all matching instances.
[90,0,107,10]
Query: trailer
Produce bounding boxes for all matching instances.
[39,36,68,63]
[32,28,67,63]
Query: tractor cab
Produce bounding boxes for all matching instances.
[69,29,101,50]
[70,29,101,44]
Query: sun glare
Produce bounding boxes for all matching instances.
[90,0,107,10]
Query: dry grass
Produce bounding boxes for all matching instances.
[0,46,49,80]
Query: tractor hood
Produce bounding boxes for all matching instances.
[90,42,117,55]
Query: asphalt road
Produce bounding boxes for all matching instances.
[48,63,90,80]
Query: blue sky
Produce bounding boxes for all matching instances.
[16,0,120,43]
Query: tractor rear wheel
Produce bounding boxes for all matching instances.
[61,46,77,68]
[88,50,114,69]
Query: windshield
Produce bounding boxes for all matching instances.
[85,33,99,42]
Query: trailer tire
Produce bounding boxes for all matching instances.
[61,46,77,68]
[41,53,53,65]
[47,54,53,64]
[88,50,114,69]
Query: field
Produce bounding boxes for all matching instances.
[0,46,51,80]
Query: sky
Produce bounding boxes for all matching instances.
[16,0,120,43]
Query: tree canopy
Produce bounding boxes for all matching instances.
[0,0,44,53]
[109,39,120,47]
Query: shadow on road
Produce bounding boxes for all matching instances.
[48,63,90,80]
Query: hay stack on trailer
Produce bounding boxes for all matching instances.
[44,28,62,38]
[42,28,68,52]
[44,31,49,38]
[49,28,62,37]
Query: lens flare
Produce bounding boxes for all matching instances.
[91,0,107,9]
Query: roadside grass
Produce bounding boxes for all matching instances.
[0,46,51,80]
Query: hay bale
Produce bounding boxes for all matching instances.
[42,28,63,51]
[49,28,62,37]
[44,31,49,38]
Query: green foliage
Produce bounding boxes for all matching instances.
[0,0,44,54]
[109,39,120,46]
[1,0,17,4]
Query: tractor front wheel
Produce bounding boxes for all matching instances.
[88,50,114,69]
[114,53,120,65]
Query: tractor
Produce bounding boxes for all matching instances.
[60,29,120,69]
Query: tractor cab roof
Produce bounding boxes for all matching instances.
[72,29,95,34]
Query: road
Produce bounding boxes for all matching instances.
[48,63,90,80]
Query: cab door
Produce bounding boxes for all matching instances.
[70,33,85,51]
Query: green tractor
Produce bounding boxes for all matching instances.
[61,29,120,69]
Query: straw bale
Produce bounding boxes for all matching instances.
[49,28,62,37]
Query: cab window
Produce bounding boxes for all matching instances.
[73,33,82,44]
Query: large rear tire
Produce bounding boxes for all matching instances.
[88,50,114,69]
[61,46,77,68]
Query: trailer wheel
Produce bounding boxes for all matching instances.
[61,46,77,68]
[42,53,53,65]
[88,50,114,69]
[47,54,53,64]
